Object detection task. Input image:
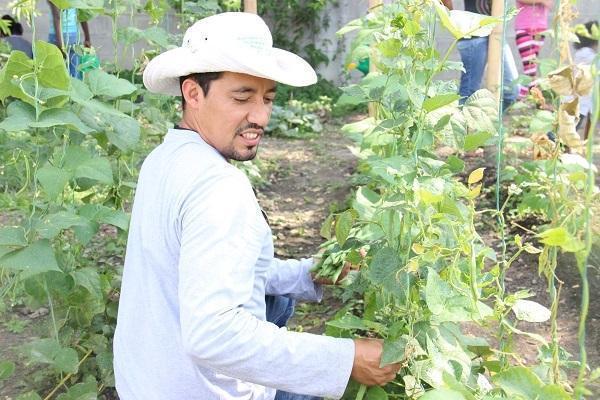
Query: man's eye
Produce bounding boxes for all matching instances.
[265,97,275,104]
[234,97,249,103]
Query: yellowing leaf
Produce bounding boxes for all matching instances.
[412,243,425,255]
[468,168,485,185]
[468,184,482,198]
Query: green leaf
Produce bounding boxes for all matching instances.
[463,131,493,151]
[0,240,61,279]
[538,227,585,252]
[79,204,130,230]
[34,40,70,90]
[326,314,368,330]
[85,69,137,98]
[0,360,15,380]
[366,385,388,400]
[320,214,334,239]
[368,247,399,284]
[56,380,98,400]
[530,110,555,133]
[446,155,465,173]
[420,388,467,400]
[54,347,79,374]
[492,366,570,399]
[77,99,140,151]
[463,90,498,134]
[335,210,355,247]
[423,94,460,113]
[0,100,93,133]
[71,267,102,297]
[0,227,27,247]
[425,268,472,322]
[62,146,113,184]
[36,164,72,199]
[36,211,91,240]
[26,339,79,374]
[16,393,43,400]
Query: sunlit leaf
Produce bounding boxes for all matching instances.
[468,168,485,185]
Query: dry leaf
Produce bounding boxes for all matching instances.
[558,97,584,152]
[575,64,593,96]
[532,133,555,160]
[548,65,574,95]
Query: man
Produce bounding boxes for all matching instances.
[47,0,91,78]
[442,0,518,108]
[113,12,400,400]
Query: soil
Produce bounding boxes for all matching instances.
[1,115,598,398]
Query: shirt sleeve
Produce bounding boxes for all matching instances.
[177,170,354,399]
[265,257,323,301]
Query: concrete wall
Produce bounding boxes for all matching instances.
[1,0,598,82]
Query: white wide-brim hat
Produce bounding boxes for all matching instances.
[143,12,318,96]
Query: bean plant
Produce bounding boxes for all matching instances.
[313,1,599,399]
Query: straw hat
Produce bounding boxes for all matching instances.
[143,12,318,96]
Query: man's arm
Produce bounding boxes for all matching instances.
[80,20,91,47]
[48,1,63,49]
[265,257,323,301]
[178,171,399,397]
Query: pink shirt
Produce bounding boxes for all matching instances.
[515,1,550,32]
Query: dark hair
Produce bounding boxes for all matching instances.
[179,72,223,110]
[1,15,23,36]
[575,21,598,50]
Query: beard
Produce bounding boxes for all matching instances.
[221,123,264,161]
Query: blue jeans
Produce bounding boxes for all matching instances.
[457,36,517,109]
[48,32,81,79]
[265,295,321,400]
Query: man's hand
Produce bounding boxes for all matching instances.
[351,339,401,386]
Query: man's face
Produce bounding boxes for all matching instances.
[185,72,276,161]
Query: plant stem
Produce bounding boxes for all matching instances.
[574,54,599,399]
[356,384,367,400]
[43,349,93,400]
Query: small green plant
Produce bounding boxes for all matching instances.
[266,99,327,139]
[4,317,28,334]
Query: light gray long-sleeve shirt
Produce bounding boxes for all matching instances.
[113,128,355,400]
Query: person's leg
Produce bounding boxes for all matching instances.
[265,296,322,400]
[457,37,488,104]
[502,44,518,109]
[265,295,295,328]
[516,29,543,97]
[274,391,321,400]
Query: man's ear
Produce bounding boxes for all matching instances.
[181,78,203,109]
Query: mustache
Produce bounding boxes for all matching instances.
[235,123,264,135]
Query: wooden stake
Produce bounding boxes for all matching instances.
[244,0,257,14]
[485,0,504,107]
[368,0,382,118]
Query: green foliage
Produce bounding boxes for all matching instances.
[266,98,328,138]
[312,2,597,399]
[258,0,334,68]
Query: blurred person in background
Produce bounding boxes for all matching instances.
[47,1,91,78]
[574,20,598,139]
[1,14,33,58]
[514,0,553,98]
[442,0,518,109]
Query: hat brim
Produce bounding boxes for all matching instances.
[143,45,318,96]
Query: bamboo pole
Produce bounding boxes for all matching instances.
[368,0,382,117]
[244,0,257,14]
[485,0,504,106]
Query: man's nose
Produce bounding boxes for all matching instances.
[247,103,271,127]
